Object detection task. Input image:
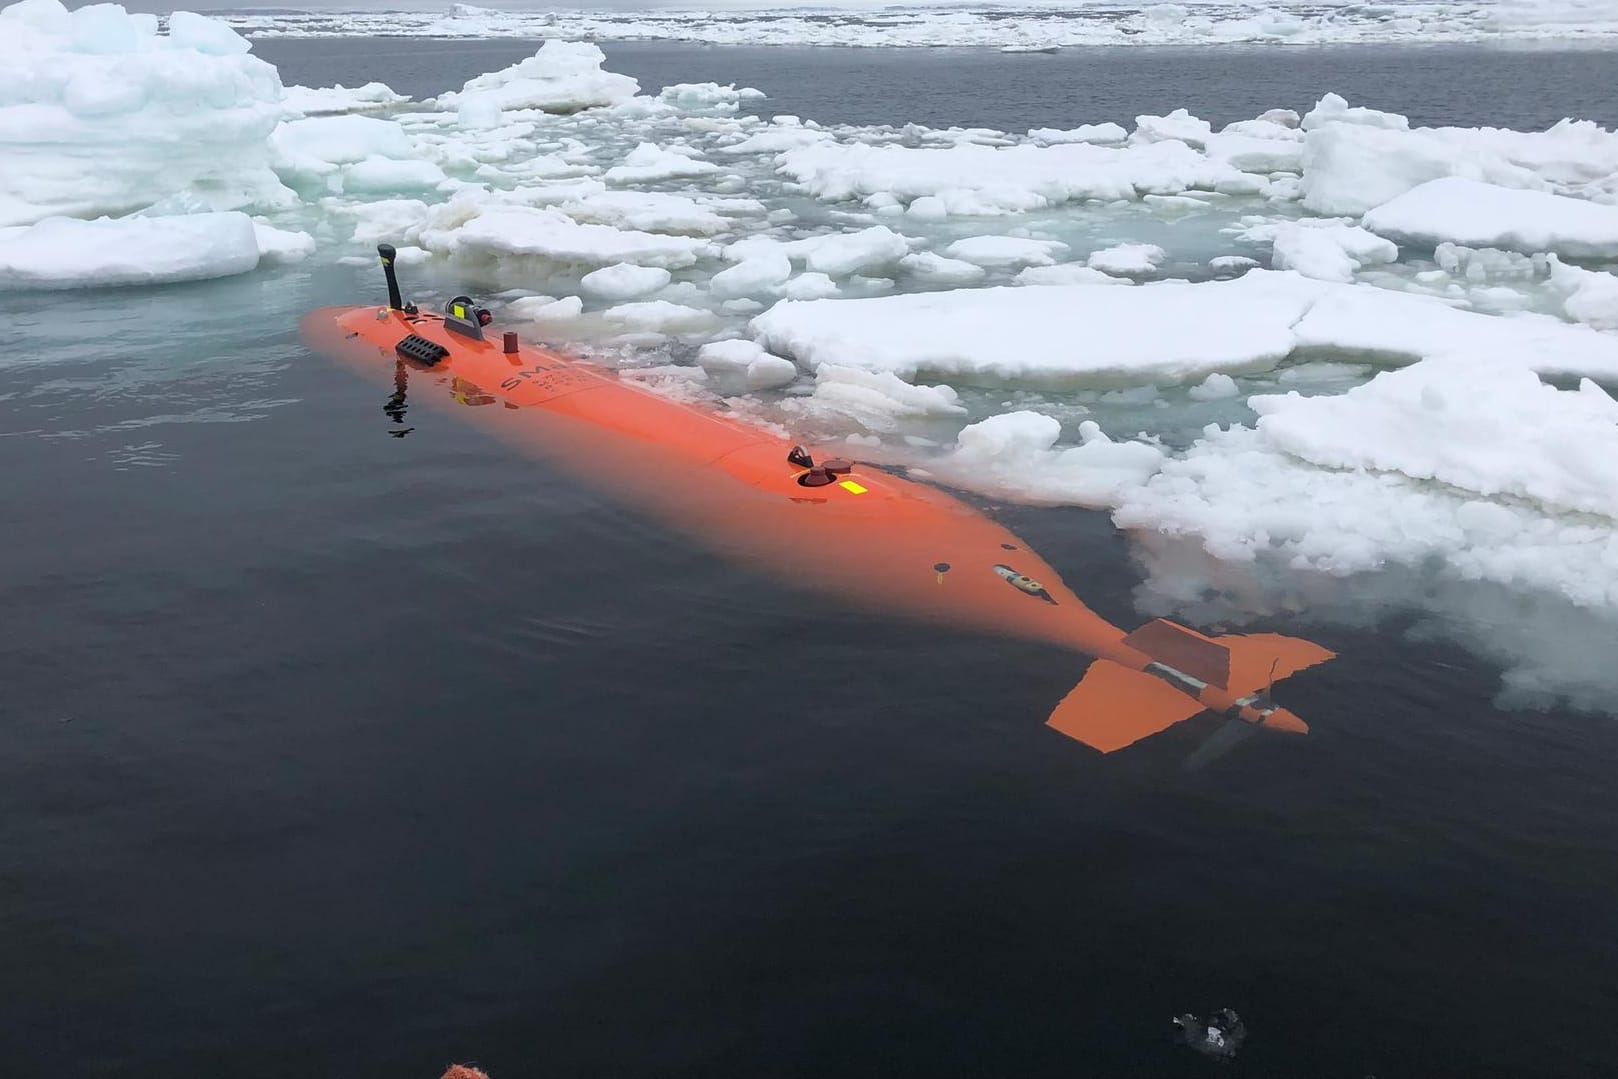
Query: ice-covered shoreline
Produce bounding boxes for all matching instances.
[216,2,1618,49]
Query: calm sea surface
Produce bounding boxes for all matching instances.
[5,41,1618,1079]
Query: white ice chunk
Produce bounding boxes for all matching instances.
[746,352,798,391]
[934,412,1166,508]
[271,115,414,168]
[780,272,840,300]
[1114,357,1618,612]
[341,157,449,193]
[436,40,638,114]
[0,0,287,226]
[604,142,722,184]
[1550,258,1618,332]
[751,271,1324,384]
[1299,122,1557,217]
[1253,356,1618,520]
[252,220,315,264]
[710,251,793,298]
[1269,222,1397,282]
[1130,108,1212,149]
[1300,92,1409,132]
[418,202,714,269]
[602,300,716,333]
[1188,372,1240,400]
[1014,263,1129,287]
[0,211,260,289]
[580,262,671,300]
[1292,284,1618,379]
[1086,243,1166,275]
[656,81,765,115]
[778,138,1259,215]
[943,235,1069,268]
[899,251,987,286]
[281,82,409,117]
[697,338,765,372]
[560,190,730,235]
[508,294,582,321]
[1363,177,1618,258]
[795,226,911,278]
[1205,132,1304,174]
[1027,123,1128,146]
[783,363,964,433]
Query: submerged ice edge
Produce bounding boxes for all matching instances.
[7,0,1618,707]
[212,2,1618,48]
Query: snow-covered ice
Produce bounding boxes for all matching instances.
[14,19,1617,700]
[1363,177,1618,258]
[0,0,288,226]
[281,82,410,118]
[0,212,262,289]
[580,262,671,300]
[221,3,1618,50]
[1113,358,1618,612]
[435,40,638,114]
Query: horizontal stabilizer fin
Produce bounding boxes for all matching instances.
[1122,619,1230,689]
[1047,660,1205,753]
[1221,632,1335,697]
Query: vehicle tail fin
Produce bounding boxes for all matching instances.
[1046,660,1204,753]
[1047,626,1334,755]
[1219,631,1335,696]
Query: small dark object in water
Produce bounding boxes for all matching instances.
[1172,1007,1247,1061]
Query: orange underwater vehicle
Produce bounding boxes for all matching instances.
[303,245,1334,764]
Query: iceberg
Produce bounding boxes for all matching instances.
[436,40,638,114]
[0,0,289,226]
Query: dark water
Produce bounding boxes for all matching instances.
[255,38,1618,130]
[7,43,1618,1079]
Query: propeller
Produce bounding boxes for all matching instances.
[1183,717,1260,772]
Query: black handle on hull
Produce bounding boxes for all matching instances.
[377,243,404,311]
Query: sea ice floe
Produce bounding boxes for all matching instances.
[750,270,1618,387]
[435,40,638,114]
[1086,243,1167,276]
[0,212,263,289]
[776,138,1266,216]
[415,202,716,270]
[781,363,966,434]
[1362,177,1618,258]
[221,4,1618,50]
[579,262,671,300]
[1265,221,1398,282]
[270,115,447,194]
[943,235,1070,268]
[899,251,987,286]
[604,142,724,184]
[1299,117,1618,217]
[750,272,1321,385]
[0,0,288,226]
[281,81,410,118]
[602,299,717,333]
[1112,357,1618,612]
[928,412,1167,509]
